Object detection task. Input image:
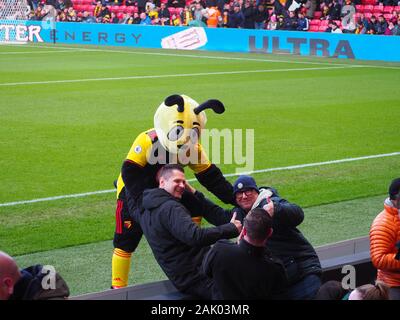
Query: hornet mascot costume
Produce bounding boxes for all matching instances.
[112,94,234,288]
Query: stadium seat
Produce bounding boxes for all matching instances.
[383,6,394,13]
[362,0,376,5]
[355,4,364,12]
[334,19,341,27]
[126,6,135,13]
[354,12,361,20]
[82,0,92,4]
[364,12,372,19]
[119,5,127,11]
[310,19,320,25]
[168,7,176,14]
[383,13,392,20]
[395,6,400,12]
[108,5,116,12]
[74,0,83,5]
[319,25,327,31]
[363,5,373,12]
[313,11,322,19]
[320,19,329,26]
[373,5,383,14]
[117,12,124,19]
[176,7,183,15]
[309,25,319,32]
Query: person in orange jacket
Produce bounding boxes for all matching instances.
[370,177,400,300]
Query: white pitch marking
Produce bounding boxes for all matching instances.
[1,151,399,207]
[0,50,86,55]
[0,65,357,87]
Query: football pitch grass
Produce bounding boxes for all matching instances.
[1,43,400,295]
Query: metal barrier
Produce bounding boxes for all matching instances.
[73,236,375,300]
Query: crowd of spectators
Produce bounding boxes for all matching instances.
[26,0,400,34]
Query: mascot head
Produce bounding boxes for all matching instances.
[154,94,225,154]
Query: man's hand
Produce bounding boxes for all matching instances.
[263,198,274,217]
[237,228,244,244]
[230,212,242,234]
[184,181,196,194]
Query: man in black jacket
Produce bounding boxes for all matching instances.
[187,175,322,300]
[134,164,241,299]
[202,208,287,299]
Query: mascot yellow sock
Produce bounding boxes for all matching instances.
[111,248,132,288]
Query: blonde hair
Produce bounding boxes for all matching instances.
[356,281,389,300]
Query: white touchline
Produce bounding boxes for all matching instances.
[4,43,400,69]
[0,65,358,86]
[0,50,86,55]
[17,43,400,70]
[0,151,399,207]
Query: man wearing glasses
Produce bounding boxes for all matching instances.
[188,175,322,299]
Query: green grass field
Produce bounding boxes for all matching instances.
[0,43,399,296]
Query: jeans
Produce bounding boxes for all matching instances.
[286,274,322,300]
[389,287,400,300]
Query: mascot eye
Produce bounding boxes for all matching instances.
[167,125,184,141]
[190,128,200,142]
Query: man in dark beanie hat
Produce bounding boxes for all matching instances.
[370,177,400,300]
[185,175,322,300]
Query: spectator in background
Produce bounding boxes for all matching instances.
[370,178,400,300]
[368,15,378,33]
[242,0,256,29]
[137,0,148,13]
[304,0,317,19]
[228,3,245,28]
[385,21,395,35]
[392,18,400,35]
[159,2,171,25]
[81,10,96,22]
[269,0,285,17]
[192,1,205,22]
[328,0,341,21]
[110,11,119,23]
[254,3,268,29]
[0,251,70,300]
[284,10,298,30]
[139,12,152,24]
[266,13,278,29]
[180,6,193,25]
[330,21,343,32]
[205,7,221,27]
[216,0,228,12]
[276,14,285,29]
[202,208,288,300]
[375,15,388,34]
[168,0,185,8]
[93,0,102,18]
[171,13,181,25]
[206,0,217,7]
[355,13,369,34]
[296,11,309,30]
[390,11,398,24]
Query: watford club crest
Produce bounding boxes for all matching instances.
[124,221,132,229]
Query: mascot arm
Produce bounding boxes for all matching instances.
[121,132,152,202]
[195,164,235,205]
[121,160,148,202]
